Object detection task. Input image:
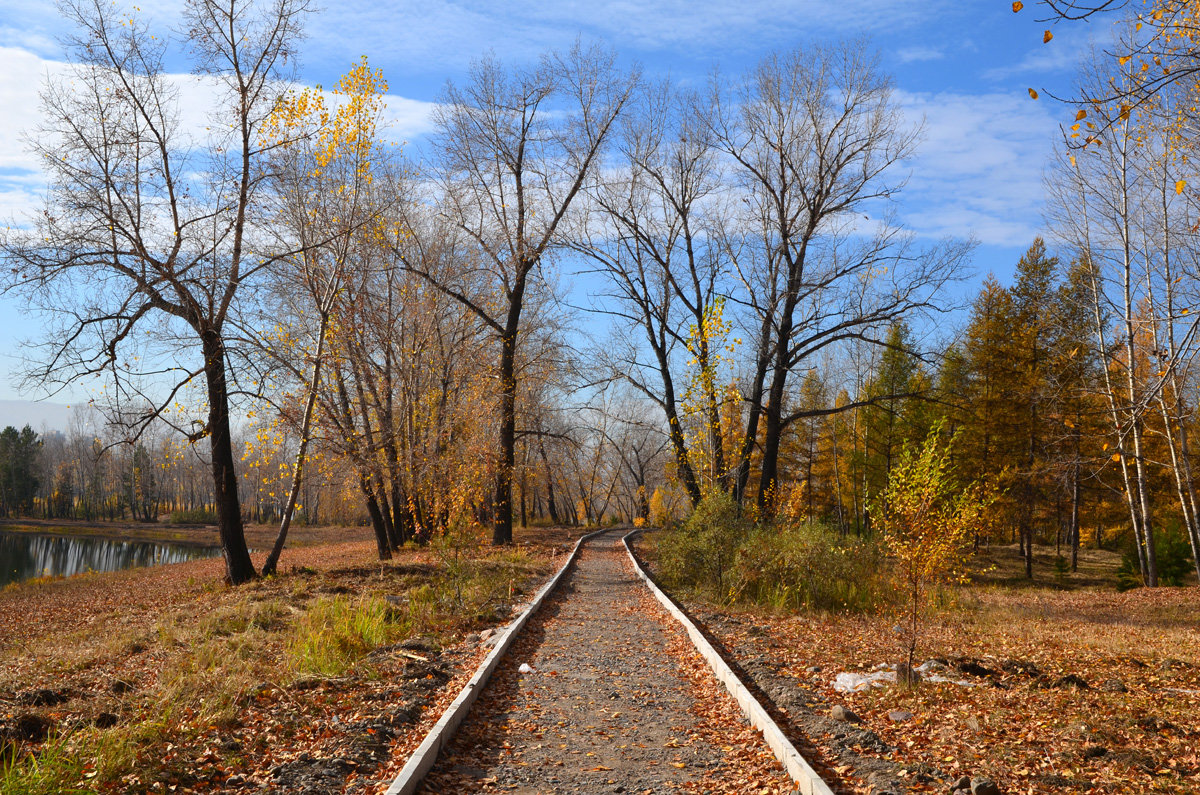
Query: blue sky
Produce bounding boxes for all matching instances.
[0,0,1114,408]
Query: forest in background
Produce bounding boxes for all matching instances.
[0,0,1198,589]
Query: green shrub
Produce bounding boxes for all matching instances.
[656,493,892,612]
[731,521,891,612]
[657,492,750,601]
[1117,524,1195,591]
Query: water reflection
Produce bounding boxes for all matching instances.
[0,531,221,587]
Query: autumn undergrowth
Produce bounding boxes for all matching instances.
[655,492,892,612]
[0,537,552,793]
[167,508,218,524]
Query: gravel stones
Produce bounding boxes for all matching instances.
[418,530,795,793]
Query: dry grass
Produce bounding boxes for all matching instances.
[970,542,1132,589]
[0,524,583,794]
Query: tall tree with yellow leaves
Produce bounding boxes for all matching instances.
[259,58,394,575]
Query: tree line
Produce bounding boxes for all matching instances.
[2,0,1198,586]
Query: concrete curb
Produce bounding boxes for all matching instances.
[380,528,609,795]
[621,529,836,795]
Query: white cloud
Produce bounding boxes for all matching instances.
[0,46,63,172]
[380,96,440,143]
[896,46,944,64]
[893,89,1060,246]
[305,0,963,75]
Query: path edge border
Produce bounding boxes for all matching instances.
[381,528,609,795]
[621,528,836,795]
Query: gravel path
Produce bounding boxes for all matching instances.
[417,530,794,794]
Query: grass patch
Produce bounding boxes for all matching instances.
[167,509,217,524]
[0,536,561,793]
[971,543,1122,589]
[0,733,93,795]
[287,594,402,676]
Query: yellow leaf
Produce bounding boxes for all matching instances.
[1112,453,1122,462]
[1012,0,1023,10]
[1103,443,1109,451]
[1176,180,1186,194]
[1119,56,1132,66]
[1044,29,1053,43]
[1028,87,1039,100]
[1064,419,1075,428]
[1075,109,1087,121]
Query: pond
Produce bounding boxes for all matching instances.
[0,530,221,588]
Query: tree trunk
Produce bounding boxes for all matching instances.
[1070,425,1081,572]
[733,312,773,508]
[493,278,524,545]
[756,359,789,517]
[651,343,701,507]
[360,475,393,560]
[262,310,330,577]
[202,330,256,585]
[541,441,560,525]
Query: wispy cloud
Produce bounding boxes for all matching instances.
[892,89,1060,246]
[896,46,944,64]
[0,26,55,55]
[306,0,963,76]
[982,28,1096,83]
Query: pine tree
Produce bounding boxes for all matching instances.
[861,324,923,517]
[960,276,1022,545]
[1009,238,1061,578]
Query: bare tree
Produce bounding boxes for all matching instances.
[1046,57,1157,585]
[577,77,730,508]
[0,0,311,584]
[706,43,968,515]
[400,44,636,544]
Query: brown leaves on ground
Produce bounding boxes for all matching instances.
[0,524,578,794]
[687,567,1200,794]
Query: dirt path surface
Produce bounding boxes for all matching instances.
[416,530,796,794]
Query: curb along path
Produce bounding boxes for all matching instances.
[414,529,796,794]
